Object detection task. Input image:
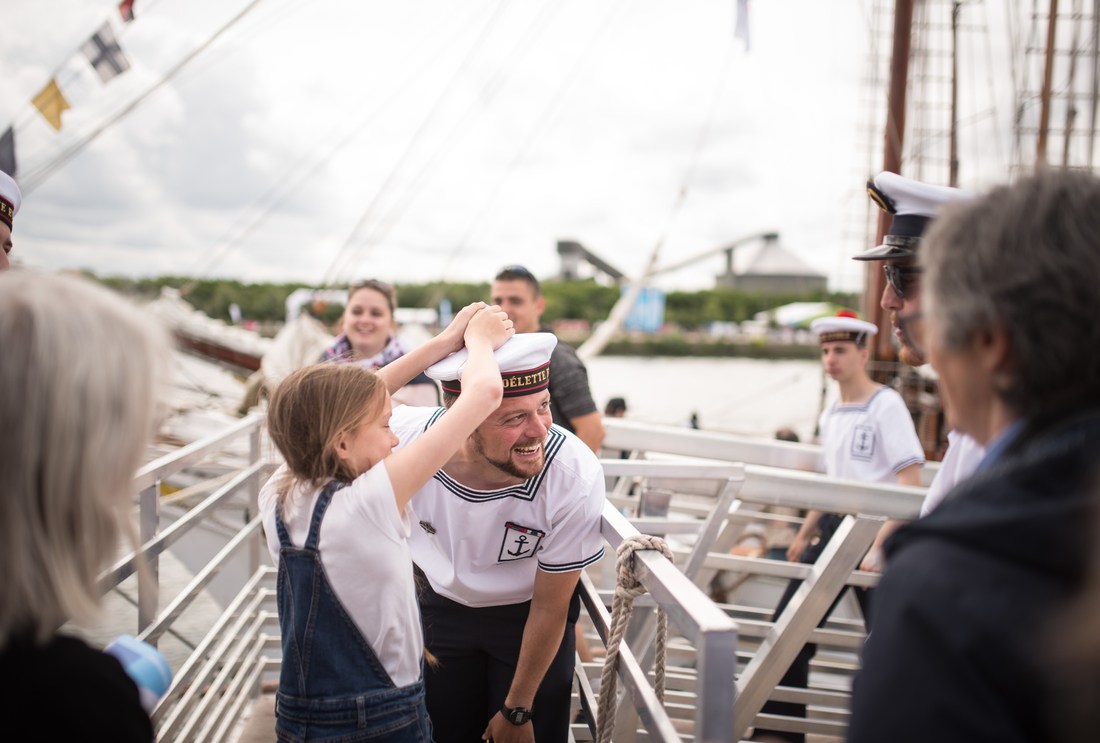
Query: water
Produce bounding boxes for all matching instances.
[587,355,827,444]
[165,350,831,445]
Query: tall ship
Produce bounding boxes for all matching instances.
[13,1,1100,741]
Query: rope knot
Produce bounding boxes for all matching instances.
[596,533,674,743]
[615,533,673,595]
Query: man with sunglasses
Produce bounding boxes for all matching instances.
[854,171,984,530]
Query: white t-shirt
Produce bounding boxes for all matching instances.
[392,406,606,608]
[819,385,925,483]
[921,430,985,516]
[259,462,423,688]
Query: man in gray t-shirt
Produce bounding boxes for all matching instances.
[491,265,604,452]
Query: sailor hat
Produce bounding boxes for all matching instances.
[811,310,878,346]
[426,332,557,398]
[0,170,21,231]
[854,171,973,261]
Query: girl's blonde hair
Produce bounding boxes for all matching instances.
[0,271,169,650]
[266,364,387,509]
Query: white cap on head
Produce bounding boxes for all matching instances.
[811,311,878,346]
[854,171,974,261]
[426,332,557,398]
[0,170,20,230]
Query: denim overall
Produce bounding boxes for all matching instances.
[274,480,433,742]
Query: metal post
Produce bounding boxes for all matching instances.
[138,480,160,638]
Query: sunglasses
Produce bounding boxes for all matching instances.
[495,264,539,284]
[883,264,922,300]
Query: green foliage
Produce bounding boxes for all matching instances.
[88,274,857,330]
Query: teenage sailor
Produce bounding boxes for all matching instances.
[752,311,924,743]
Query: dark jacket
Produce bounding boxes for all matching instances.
[848,411,1100,743]
[0,633,154,741]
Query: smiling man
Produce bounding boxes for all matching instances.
[392,332,605,743]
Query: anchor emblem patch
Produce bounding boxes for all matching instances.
[851,424,876,460]
[498,522,545,562]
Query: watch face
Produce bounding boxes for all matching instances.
[505,707,531,724]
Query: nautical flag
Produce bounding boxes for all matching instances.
[32,79,71,131]
[82,22,131,83]
[0,127,15,177]
[734,0,750,50]
[119,0,136,22]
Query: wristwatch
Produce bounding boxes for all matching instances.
[502,704,533,725]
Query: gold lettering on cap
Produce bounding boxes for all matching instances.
[501,367,549,388]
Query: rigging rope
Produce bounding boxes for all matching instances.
[318,0,511,288]
[578,36,738,363]
[20,0,269,193]
[595,533,673,743]
[438,0,630,280]
[187,0,478,278]
[323,0,566,288]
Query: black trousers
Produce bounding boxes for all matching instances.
[416,569,580,743]
[753,514,872,743]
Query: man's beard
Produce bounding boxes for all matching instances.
[473,432,545,480]
[892,312,927,367]
[898,343,926,366]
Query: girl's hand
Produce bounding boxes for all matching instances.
[465,305,514,350]
[438,302,487,353]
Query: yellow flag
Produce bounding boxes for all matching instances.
[32,79,71,131]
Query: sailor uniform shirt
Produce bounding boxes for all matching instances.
[819,385,925,483]
[392,405,606,608]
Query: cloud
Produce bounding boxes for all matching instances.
[1,0,1027,293]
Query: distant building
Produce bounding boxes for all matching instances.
[715,234,827,294]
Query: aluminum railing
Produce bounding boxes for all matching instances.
[94,412,279,743]
[601,417,928,741]
[101,413,918,742]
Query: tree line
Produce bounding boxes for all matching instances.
[95,274,858,331]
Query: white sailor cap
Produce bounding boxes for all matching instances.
[811,311,878,346]
[854,171,973,261]
[0,170,21,230]
[426,332,557,398]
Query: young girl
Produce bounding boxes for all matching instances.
[261,301,512,743]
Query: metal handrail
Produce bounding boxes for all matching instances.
[600,417,931,740]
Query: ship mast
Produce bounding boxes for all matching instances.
[866,0,915,368]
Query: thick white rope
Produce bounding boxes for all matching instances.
[595,534,674,743]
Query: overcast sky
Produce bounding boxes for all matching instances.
[0,0,1020,292]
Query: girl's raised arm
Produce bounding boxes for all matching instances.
[376,302,497,394]
[384,307,513,508]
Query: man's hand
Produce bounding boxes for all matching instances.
[482,711,534,743]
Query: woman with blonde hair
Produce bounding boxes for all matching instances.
[262,301,513,742]
[0,271,169,740]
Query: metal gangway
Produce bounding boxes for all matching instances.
[91,414,741,742]
[89,413,927,741]
[601,417,930,740]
